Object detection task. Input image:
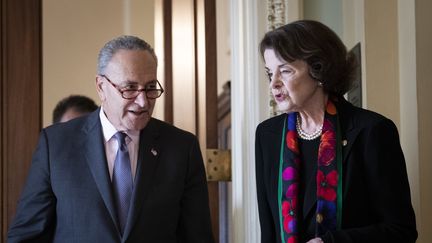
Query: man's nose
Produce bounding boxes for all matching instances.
[134,91,147,107]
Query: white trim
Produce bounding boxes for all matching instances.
[397,0,420,230]
[230,0,268,242]
[123,0,131,34]
[196,0,207,163]
[355,0,367,109]
[341,0,366,107]
[171,0,196,134]
[153,0,165,121]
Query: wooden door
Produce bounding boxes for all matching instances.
[204,0,220,242]
[162,0,220,241]
[0,0,42,242]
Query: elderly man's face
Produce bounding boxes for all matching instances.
[96,49,157,131]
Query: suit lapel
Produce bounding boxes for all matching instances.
[123,119,161,240]
[337,99,361,163]
[268,128,284,208]
[82,110,120,232]
[260,115,287,217]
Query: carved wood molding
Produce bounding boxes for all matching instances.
[266,0,288,117]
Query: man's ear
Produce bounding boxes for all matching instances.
[95,75,106,102]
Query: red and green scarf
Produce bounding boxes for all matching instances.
[278,99,343,243]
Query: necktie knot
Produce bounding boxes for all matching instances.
[114,132,128,151]
[114,132,127,144]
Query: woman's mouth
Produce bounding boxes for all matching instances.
[274,93,286,102]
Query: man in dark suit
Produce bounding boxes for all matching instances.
[8,35,215,243]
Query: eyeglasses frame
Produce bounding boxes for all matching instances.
[100,74,164,99]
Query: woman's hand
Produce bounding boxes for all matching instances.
[306,237,324,243]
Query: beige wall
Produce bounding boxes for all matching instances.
[43,0,155,127]
[364,0,400,127]
[416,0,432,242]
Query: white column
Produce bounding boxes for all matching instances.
[153,0,165,121]
[172,0,196,134]
[230,0,268,242]
[195,0,207,157]
[397,0,420,233]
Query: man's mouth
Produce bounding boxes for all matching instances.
[128,110,147,116]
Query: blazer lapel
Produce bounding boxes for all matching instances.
[268,129,284,209]
[82,110,119,233]
[262,115,286,209]
[123,119,161,240]
[337,99,362,163]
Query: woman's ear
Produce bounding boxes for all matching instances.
[308,61,323,81]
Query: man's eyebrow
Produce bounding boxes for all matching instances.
[144,79,158,85]
[119,79,138,85]
[118,79,158,86]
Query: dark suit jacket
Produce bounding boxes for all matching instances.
[255,98,417,243]
[8,109,214,243]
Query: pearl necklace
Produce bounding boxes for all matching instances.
[296,116,323,140]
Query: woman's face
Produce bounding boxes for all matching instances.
[264,48,320,113]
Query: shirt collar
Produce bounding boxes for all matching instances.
[99,107,140,144]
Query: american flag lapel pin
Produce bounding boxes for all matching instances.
[151,148,158,156]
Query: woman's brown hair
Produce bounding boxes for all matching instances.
[259,20,357,96]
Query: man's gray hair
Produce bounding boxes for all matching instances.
[97,35,157,74]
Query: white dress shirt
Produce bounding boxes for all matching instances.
[99,107,139,181]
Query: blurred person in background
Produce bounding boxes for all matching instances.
[52,95,98,123]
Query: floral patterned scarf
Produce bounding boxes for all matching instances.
[278,99,343,243]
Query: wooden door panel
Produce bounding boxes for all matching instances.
[1,0,42,242]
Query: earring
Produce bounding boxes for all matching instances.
[318,81,323,86]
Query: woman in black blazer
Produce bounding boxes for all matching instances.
[255,20,417,243]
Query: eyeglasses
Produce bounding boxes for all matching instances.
[100,75,164,99]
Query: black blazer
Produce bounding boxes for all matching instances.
[255,98,417,243]
[8,109,215,243]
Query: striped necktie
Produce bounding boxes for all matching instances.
[112,132,133,234]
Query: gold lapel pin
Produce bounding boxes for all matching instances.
[342,140,348,146]
[151,148,158,156]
